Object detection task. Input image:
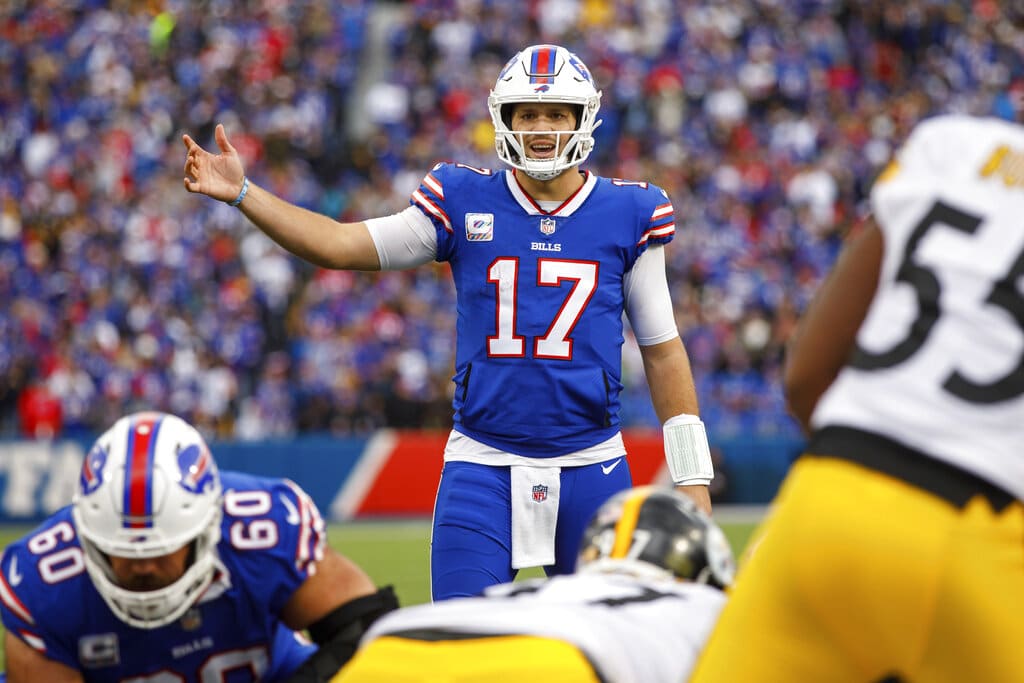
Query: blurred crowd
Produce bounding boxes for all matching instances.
[2,0,1022,442]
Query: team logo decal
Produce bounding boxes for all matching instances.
[497,55,517,81]
[568,54,592,83]
[80,444,109,495]
[532,484,548,503]
[539,217,556,235]
[465,213,494,242]
[177,443,216,494]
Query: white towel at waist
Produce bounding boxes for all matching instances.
[510,464,560,569]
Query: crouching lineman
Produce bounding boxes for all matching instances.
[0,411,397,683]
[331,486,735,682]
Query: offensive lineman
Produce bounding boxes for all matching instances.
[0,412,397,682]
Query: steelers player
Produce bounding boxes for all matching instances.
[693,114,1024,682]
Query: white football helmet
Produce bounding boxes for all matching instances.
[488,44,602,180]
[72,412,224,629]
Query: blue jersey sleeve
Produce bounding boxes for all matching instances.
[410,161,500,262]
[623,179,675,252]
[218,473,329,617]
[0,511,88,669]
[409,162,455,256]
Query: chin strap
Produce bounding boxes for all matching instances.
[281,585,399,682]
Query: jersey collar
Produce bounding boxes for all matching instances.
[504,169,597,216]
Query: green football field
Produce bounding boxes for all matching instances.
[327,518,759,606]
[0,518,759,665]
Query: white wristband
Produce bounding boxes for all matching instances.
[662,413,714,485]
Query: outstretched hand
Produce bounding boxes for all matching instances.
[182,123,246,203]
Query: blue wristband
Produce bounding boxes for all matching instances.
[228,176,249,207]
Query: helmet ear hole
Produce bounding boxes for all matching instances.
[572,104,584,129]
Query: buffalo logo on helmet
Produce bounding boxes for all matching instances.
[176,443,216,494]
[568,54,593,83]
[80,444,109,495]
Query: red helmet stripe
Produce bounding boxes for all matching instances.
[123,413,162,528]
[529,46,557,84]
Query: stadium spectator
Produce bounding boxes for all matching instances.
[332,486,734,683]
[182,43,715,601]
[3,0,1024,457]
[692,114,1024,681]
[0,411,398,683]
[15,375,61,439]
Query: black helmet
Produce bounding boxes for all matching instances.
[576,486,735,589]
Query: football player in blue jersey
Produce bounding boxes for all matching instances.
[183,44,715,600]
[0,412,397,683]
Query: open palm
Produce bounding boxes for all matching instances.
[182,123,245,203]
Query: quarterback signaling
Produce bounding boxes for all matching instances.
[692,115,1024,682]
[0,412,397,683]
[183,43,714,602]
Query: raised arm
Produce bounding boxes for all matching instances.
[182,123,381,271]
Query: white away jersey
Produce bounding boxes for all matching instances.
[812,114,1024,499]
[360,572,725,683]
[0,471,325,682]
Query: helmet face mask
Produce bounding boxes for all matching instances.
[576,486,736,590]
[72,412,223,629]
[488,44,602,180]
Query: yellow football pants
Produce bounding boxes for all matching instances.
[332,633,602,683]
[691,455,1024,682]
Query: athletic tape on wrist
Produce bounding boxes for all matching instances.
[662,413,714,485]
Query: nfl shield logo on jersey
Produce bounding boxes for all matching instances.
[465,213,494,242]
[539,217,556,235]
[532,484,548,503]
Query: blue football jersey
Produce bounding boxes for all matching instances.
[412,163,675,457]
[0,472,324,682]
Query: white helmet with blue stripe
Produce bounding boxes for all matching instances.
[72,412,223,629]
[488,44,603,180]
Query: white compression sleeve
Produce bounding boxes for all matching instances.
[364,206,438,270]
[623,245,679,345]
